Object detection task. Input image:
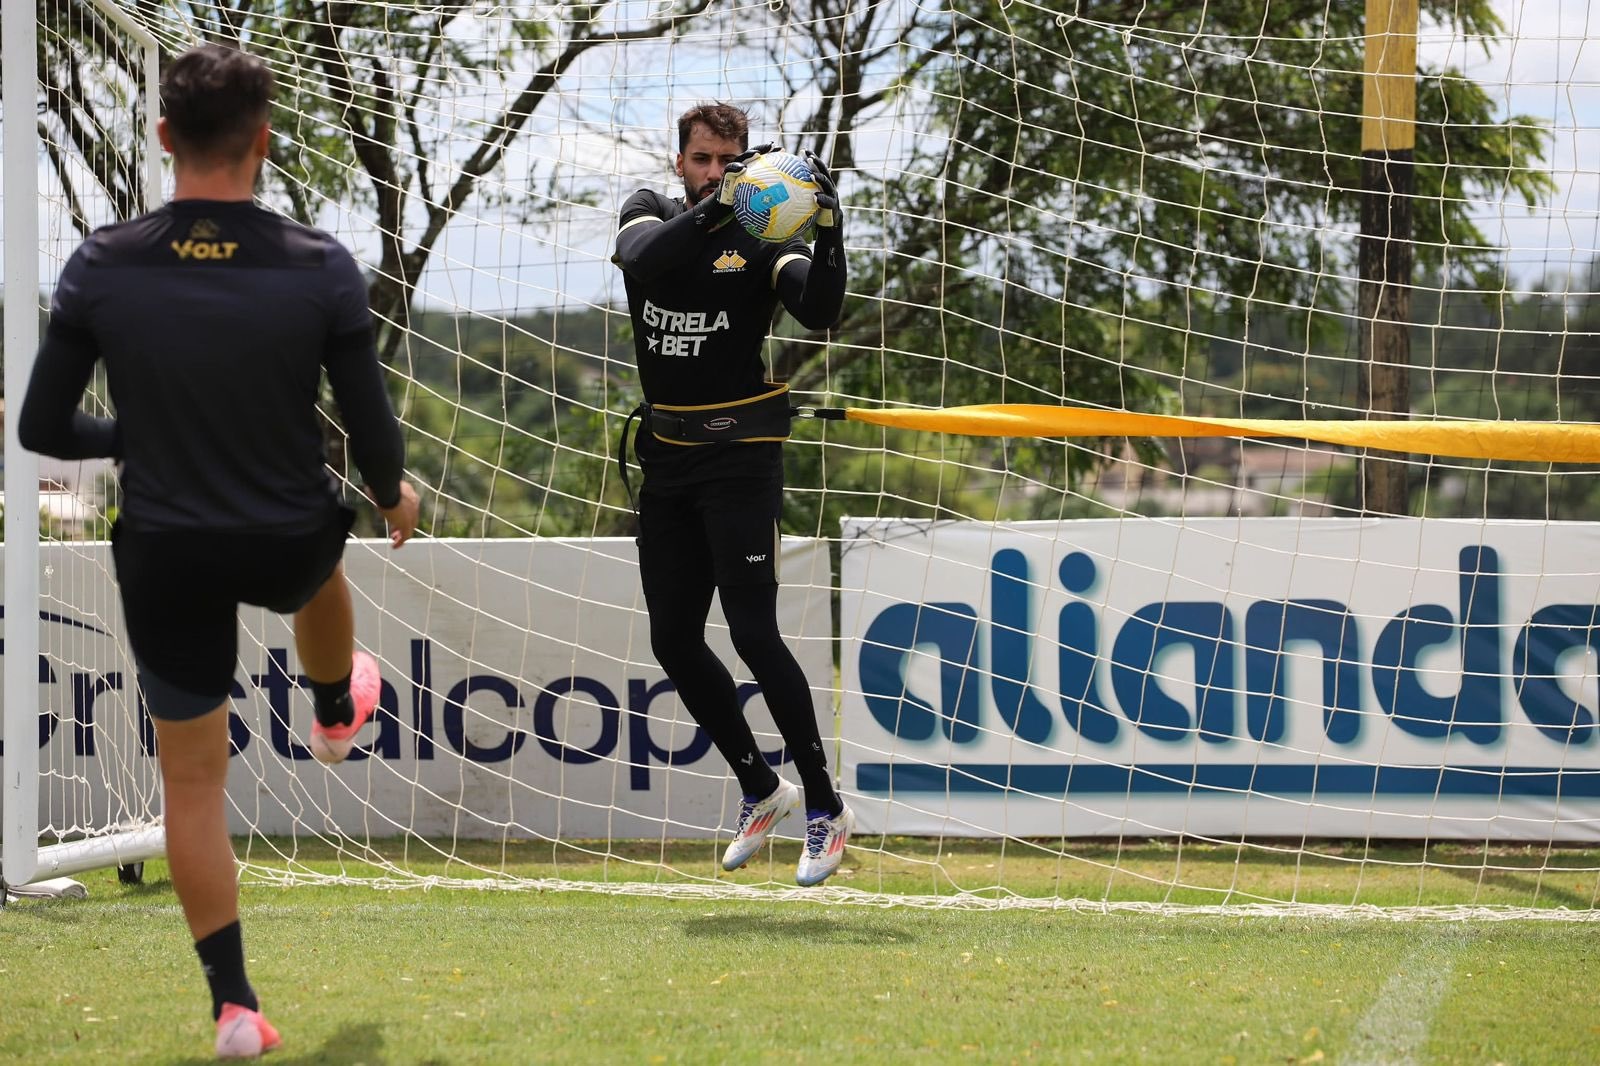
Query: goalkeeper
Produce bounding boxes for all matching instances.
[18,44,419,1059]
[612,103,851,886]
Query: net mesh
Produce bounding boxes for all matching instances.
[10,0,1600,915]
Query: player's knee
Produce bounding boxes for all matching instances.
[728,623,784,667]
[721,593,783,661]
[649,625,703,674]
[159,747,230,791]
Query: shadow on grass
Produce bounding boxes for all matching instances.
[1436,862,1600,911]
[171,1022,419,1065]
[682,911,919,945]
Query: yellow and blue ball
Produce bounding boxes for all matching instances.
[731,151,822,242]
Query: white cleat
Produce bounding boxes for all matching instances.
[795,804,855,887]
[721,778,801,871]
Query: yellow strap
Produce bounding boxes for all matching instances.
[651,382,790,414]
[616,215,660,234]
[841,404,1600,465]
[771,252,809,289]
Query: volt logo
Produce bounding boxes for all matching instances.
[171,239,239,261]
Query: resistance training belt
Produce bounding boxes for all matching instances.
[617,383,796,514]
[617,398,1600,516]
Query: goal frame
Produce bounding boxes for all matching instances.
[1,0,165,890]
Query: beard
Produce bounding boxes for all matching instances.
[683,178,717,205]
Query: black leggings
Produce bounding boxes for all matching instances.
[647,582,839,814]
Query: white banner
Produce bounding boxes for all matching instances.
[840,518,1600,840]
[1,538,833,840]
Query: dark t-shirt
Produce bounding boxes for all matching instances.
[617,189,811,485]
[21,199,403,533]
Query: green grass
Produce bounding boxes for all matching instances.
[4,843,1600,1064]
[234,835,1600,911]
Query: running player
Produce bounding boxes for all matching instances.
[612,103,852,886]
[17,43,419,1059]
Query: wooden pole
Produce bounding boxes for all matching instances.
[1360,0,1417,515]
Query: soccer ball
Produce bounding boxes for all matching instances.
[730,151,822,242]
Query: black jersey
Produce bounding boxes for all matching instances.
[18,199,404,533]
[616,189,811,483]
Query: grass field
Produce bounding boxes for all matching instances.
[4,840,1600,1064]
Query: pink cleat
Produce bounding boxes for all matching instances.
[309,651,381,765]
[215,1003,280,1059]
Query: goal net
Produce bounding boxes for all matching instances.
[2,0,165,888]
[5,0,1600,916]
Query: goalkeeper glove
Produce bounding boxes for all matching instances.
[804,150,841,229]
[715,143,778,208]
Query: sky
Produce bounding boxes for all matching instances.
[1420,1,1599,287]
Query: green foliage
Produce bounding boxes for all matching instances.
[32,0,1569,535]
[865,0,1546,364]
[320,255,1600,541]
[1406,264,1600,519]
[383,308,636,537]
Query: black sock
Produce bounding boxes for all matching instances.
[804,778,844,819]
[195,921,257,1020]
[310,671,354,728]
[791,743,843,816]
[744,769,783,802]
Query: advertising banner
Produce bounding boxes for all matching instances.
[840,518,1600,840]
[2,538,833,840]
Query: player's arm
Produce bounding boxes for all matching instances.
[324,329,419,547]
[613,147,770,281]
[774,153,847,330]
[613,191,730,282]
[322,249,417,546]
[17,249,120,460]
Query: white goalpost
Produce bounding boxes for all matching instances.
[2,0,167,893]
[4,0,1600,917]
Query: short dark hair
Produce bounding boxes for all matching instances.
[677,103,749,153]
[159,44,273,164]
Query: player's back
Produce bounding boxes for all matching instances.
[59,200,372,533]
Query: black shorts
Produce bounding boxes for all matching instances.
[637,470,783,598]
[111,506,355,720]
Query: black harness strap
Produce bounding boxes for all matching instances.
[616,390,848,516]
[617,403,647,516]
[647,382,795,445]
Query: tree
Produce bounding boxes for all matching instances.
[31,0,715,535]
[746,0,1555,533]
[35,0,161,228]
[29,0,1562,536]
[1409,258,1600,520]
[767,0,1551,405]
